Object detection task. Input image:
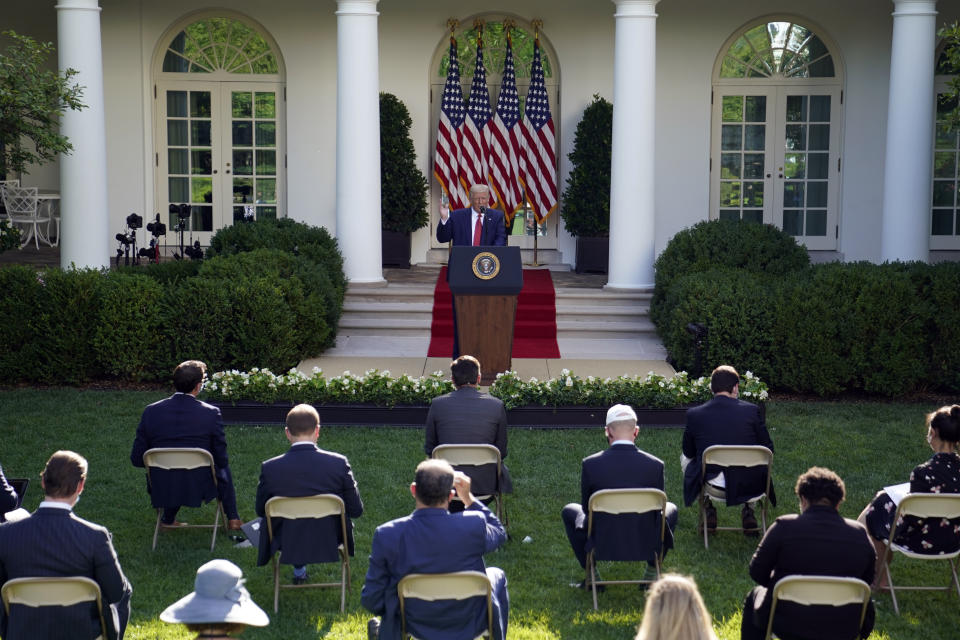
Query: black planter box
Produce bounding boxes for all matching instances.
[574,236,609,274]
[381,229,411,268]
[214,401,687,428]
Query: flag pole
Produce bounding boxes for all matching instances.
[531,20,543,268]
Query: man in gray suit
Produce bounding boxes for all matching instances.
[0,451,131,640]
[424,356,512,500]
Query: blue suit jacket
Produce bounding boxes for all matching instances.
[130,393,228,508]
[361,502,507,640]
[0,465,18,516]
[254,443,363,566]
[682,395,776,507]
[0,507,131,640]
[581,444,674,563]
[436,208,507,247]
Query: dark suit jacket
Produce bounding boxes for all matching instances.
[748,505,876,640]
[581,444,674,563]
[425,387,512,494]
[254,443,363,566]
[361,502,507,640]
[436,208,507,247]
[130,393,228,508]
[682,395,775,506]
[0,507,132,640]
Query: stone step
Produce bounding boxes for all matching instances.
[555,288,653,305]
[337,315,431,336]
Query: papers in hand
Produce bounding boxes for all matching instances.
[883,482,911,506]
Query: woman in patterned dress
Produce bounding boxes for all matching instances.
[858,405,960,589]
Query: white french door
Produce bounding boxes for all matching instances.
[711,85,841,250]
[157,82,284,245]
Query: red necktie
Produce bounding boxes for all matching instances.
[473,214,482,246]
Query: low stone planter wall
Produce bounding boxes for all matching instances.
[214,401,690,428]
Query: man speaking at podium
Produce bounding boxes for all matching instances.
[437,184,507,248]
[437,184,507,358]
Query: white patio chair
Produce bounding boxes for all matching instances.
[1,185,49,250]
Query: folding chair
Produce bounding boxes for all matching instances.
[432,444,506,523]
[264,494,350,613]
[1,185,49,249]
[398,571,493,640]
[586,488,668,610]
[764,575,872,640]
[882,492,960,615]
[2,576,107,640]
[699,445,773,548]
[143,447,224,551]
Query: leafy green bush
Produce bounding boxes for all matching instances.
[925,261,960,392]
[200,248,337,355]
[380,93,428,234]
[93,273,167,381]
[206,217,346,301]
[652,219,809,326]
[658,268,778,383]
[119,259,201,284]
[0,266,42,379]
[560,95,612,237]
[32,268,103,383]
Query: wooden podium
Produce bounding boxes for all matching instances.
[449,246,523,384]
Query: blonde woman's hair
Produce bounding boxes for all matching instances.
[635,574,718,640]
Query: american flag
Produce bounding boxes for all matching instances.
[487,36,523,224]
[519,38,558,222]
[433,37,468,210]
[459,37,494,206]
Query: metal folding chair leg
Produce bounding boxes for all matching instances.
[152,510,162,551]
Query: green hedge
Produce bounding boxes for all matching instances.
[653,222,960,395]
[651,219,809,327]
[0,219,346,383]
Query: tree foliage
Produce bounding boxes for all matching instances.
[0,31,85,176]
[379,93,428,234]
[561,95,612,237]
[939,22,960,131]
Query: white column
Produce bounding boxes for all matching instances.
[881,0,937,262]
[607,0,659,289]
[335,0,384,284]
[57,0,109,269]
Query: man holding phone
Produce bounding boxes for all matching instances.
[361,460,509,640]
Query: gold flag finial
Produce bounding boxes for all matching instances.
[531,19,543,40]
[503,18,516,44]
[473,19,484,48]
[446,18,459,34]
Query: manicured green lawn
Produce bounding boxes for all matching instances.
[0,390,955,639]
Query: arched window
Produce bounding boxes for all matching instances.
[712,18,842,251]
[429,18,560,251]
[154,13,285,243]
[718,21,834,79]
[162,17,280,75]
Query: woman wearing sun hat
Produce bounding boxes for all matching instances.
[160,559,269,638]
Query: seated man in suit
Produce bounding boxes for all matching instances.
[682,364,775,533]
[425,355,512,507]
[130,359,243,530]
[436,183,507,358]
[562,404,677,585]
[362,459,508,640]
[0,451,132,640]
[741,467,876,640]
[254,403,363,584]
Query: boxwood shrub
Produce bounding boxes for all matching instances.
[0,218,346,384]
[653,221,960,396]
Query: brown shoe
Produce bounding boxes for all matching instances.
[160,520,189,528]
[227,519,245,531]
[742,506,759,535]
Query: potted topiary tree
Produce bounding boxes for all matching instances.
[380,92,428,268]
[561,95,612,273]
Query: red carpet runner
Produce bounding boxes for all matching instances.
[427,267,561,359]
